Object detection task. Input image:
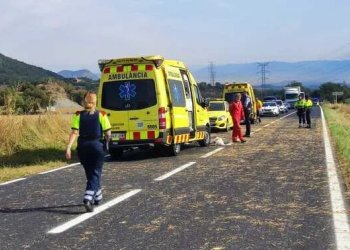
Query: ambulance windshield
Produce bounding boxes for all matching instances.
[209,102,225,111]
[101,79,157,110]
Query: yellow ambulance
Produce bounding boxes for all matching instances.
[223,82,257,123]
[97,55,210,158]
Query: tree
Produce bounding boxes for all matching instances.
[319,82,350,102]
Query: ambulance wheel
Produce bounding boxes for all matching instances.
[168,143,181,156]
[199,127,210,147]
[109,148,123,160]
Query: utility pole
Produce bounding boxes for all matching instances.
[209,61,216,86]
[257,62,269,98]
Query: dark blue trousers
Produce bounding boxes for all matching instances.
[77,139,105,194]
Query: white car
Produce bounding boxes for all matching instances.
[261,102,280,116]
[284,102,291,109]
[275,100,288,113]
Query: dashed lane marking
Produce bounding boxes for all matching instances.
[154,162,196,181]
[320,107,350,249]
[200,147,224,158]
[47,189,142,234]
[0,178,26,186]
[39,163,80,175]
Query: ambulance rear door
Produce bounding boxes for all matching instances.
[127,65,159,141]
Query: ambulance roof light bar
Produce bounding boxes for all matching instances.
[98,59,113,72]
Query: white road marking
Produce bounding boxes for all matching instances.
[200,147,224,158]
[47,189,142,234]
[320,107,350,249]
[0,178,26,186]
[154,162,196,181]
[39,163,81,175]
[40,155,109,175]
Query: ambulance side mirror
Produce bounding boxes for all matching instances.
[200,99,207,108]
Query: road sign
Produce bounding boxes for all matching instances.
[332,92,344,96]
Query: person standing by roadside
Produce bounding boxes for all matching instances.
[304,95,313,128]
[255,97,263,123]
[241,91,252,137]
[65,91,111,212]
[294,94,306,128]
[229,93,246,143]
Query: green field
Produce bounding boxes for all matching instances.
[323,104,350,188]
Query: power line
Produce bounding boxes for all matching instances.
[257,62,269,97]
[208,61,216,86]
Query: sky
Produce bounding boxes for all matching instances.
[1,0,350,74]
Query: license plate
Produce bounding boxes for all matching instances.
[112,133,126,140]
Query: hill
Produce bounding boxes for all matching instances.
[57,69,99,80]
[0,53,64,84]
[192,60,350,87]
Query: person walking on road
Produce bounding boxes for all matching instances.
[294,94,306,128]
[65,91,111,212]
[304,95,313,128]
[241,91,252,137]
[256,97,263,123]
[229,93,246,143]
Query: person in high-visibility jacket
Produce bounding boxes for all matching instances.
[294,95,306,128]
[66,91,111,212]
[304,95,313,128]
[255,97,263,123]
[229,93,246,143]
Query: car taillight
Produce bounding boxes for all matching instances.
[158,107,166,129]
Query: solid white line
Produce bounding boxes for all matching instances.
[200,147,224,158]
[320,107,350,249]
[39,163,80,175]
[154,162,196,181]
[47,189,142,234]
[0,178,26,186]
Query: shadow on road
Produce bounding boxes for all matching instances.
[0,204,85,215]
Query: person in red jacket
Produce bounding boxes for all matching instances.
[229,93,246,143]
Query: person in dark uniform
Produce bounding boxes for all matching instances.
[304,95,313,128]
[294,94,306,128]
[65,91,111,212]
[241,91,252,137]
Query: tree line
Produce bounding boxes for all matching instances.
[0,79,97,115]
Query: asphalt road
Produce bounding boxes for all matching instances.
[0,107,345,249]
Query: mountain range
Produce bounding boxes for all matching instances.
[57,69,99,80]
[192,60,350,87]
[2,52,350,87]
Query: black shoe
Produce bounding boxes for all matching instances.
[241,140,246,143]
[83,200,94,212]
[94,200,101,206]
[243,134,250,137]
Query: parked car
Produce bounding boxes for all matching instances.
[208,100,233,131]
[263,96,278,102]
[284,102,291,109]
[275,100,288,113]
[260,101,280,116]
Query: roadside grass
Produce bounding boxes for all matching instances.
[0,114,78,183]
[323,103,350,189]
